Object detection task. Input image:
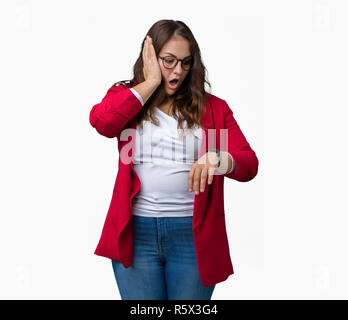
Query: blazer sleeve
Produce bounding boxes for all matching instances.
[222,100,259,182]
[89,84,143,139]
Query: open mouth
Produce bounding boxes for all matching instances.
[168,79,179,89]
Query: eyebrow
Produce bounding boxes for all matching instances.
[163,52,192,59]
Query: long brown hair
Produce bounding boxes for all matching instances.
[119,19,212,131]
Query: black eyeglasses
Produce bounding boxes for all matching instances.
[159,56,193,71]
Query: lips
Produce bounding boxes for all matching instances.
[168,78,179,89]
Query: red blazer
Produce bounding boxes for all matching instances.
[89,81,259,287]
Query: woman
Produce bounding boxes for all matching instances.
[89,20,259,300]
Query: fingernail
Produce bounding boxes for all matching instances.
[195,191,199,195]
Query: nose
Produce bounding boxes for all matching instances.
[173,60,184,74]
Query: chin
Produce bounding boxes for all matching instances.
[167,90,177,97]
[165,87,176,95]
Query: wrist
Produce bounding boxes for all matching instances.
[145,79,161,88]
[206,150,233,174]
[218,151,230,174]
[206,149,221,167]
[224,152,235,174]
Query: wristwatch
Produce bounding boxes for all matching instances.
[206,148,221,167]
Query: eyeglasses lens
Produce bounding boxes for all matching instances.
[163,57,192,70]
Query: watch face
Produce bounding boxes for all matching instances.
[206,149,220,167]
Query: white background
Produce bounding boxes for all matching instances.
[0,0,347,299]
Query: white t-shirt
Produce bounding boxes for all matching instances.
[131,103,203,217]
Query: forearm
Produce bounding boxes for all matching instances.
[132,80,160,105]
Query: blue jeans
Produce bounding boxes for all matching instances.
[111,215,216,300]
